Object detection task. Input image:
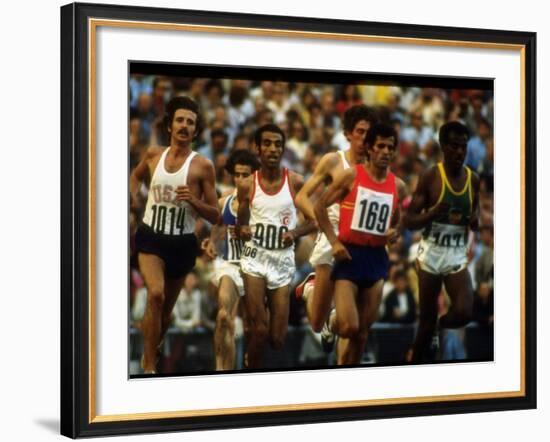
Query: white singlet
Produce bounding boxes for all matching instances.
[326,150,351,227]
[248,168,297,250]
[241,168,297,290]
[309,150,351,267]
[142,148,197,235]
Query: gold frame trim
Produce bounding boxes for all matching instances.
[88,18,527,423]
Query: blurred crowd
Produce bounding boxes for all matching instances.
[129,75,494,364]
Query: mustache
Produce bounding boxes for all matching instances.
[177,129,190,135]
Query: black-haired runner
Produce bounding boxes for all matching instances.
[403,121,480,362]
[202,150,260,370]
[315,124,406,365]
[236,124,315,368]
[130,96,219,374]
[294,105,378,348]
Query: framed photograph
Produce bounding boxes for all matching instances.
[60,2,536,438]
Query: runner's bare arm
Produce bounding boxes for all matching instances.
[386,179,405,243]
[282,172,317,246]
[236,175,253,240]
[285,218,318,244]
[314,168,355,246]
[389,177,408,229]
[294,153,339,221]
[469,171,481,231]
[129,146,162,206]
[402,167,447,230]
[175,157,220,224]
[397,177,409,204]
[202,197,228,259]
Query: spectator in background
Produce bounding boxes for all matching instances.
[189,78,207,106]
[399,86,421,113]
[232,133,251,152]
[133,92,156,142]
[250,80,274,103]
[151,76,173,116]
[210,104,229,131]
[299,87,318,121]
[465,118,492,171]
[320,87,340,135]
[309,127,330,153]
[419,88,445,130]
[473,278,494,327]
[286,117,309,165]
[214,151,233,195]
[198,128,229,163]
[172,271,202,333]
[387,90,406,124]
[465,90,491,130]
[267,82,292,124]
[203,104,236,149]
[254,108,275,129]
[226,80,255,130]
[381,270,417,324]
[312,101,329,132]
[335,84,362,116]
[302,144,324,179]
[478,138,494,193]
[400,109,435,155]
[203,79,225,121]
[129,109,146,169]
[475,225,494,289]
[129,74,153,108]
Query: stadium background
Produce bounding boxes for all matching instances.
[128,73,495,375]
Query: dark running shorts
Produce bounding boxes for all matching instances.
[331,243,389,289]
[135,223,198,279]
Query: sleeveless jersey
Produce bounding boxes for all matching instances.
[422,162,473,248]
[249,168,298,250]
[327,150,351,227]
[338,164,398,247]
[142,148,197,235]
[221,193,243,263]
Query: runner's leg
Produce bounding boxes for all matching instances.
[333,279,359,365]
[338,279,384,365]
[138,253,166,373]
[410,268,442,362]
[440,268,474,328]
[214,276,240,370]
[307,264,335,333]
[241,273,268,368]
[267,285,290,350]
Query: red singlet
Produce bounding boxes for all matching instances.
[338,164,398,247]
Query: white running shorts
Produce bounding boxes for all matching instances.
[416,238,468,276]
[212,258,245,297]
[240,243,295,290]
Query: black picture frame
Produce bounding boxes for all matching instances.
[61,2,537,438]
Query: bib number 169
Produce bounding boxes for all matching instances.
[350,187,393,236]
